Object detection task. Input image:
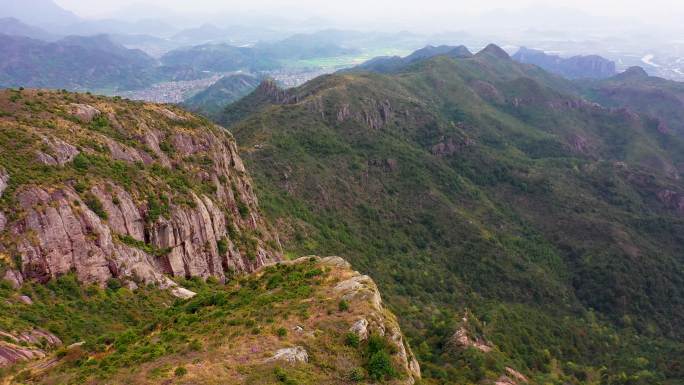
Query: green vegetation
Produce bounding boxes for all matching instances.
[116,234,171,257]
[0,273,173,350]
[223,51,684,384]
[83,192,108,219]
[366,334,398,381]
[0,259,409,384]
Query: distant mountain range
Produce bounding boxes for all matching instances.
[0,0,79,26]
[160,44,279,73]
[0,17,54,40]
[352,44,473,73]
[512,47,616,79]
[0,34,176,90]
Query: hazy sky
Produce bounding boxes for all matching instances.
[54,0,680,20]
[49,0,684,36]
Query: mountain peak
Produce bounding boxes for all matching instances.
[406,44,472,62]
[477,43,510,59]
[616,66,649,79]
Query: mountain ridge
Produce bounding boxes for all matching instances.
[218,48,684,384]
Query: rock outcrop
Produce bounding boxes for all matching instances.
[266,346,309,364]
[320,256,421,383]
[449,314,493,353]
[0,90,281,290]
[0,329,62,367]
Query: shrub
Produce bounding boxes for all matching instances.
[367,350,396,380]
[188,339,203,351]
[276,327,287,337]
[349,367,365,381]
[274,367,297,385]
[106,278,122,291]
[84,192,108,219]
[338,299,350,312]
[345,332,360,348]
[174,366,187,377]
[237,200,249,219]
[147,194,170,223]
[73,154,90,171]
[217,237,228,255]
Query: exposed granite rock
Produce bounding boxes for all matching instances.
[0,169,7,232]
[505,367,529,383]
[171,287,196,299]
[15,186,137,284]
[104,137,153,164]
[0,329,62,367]
[1,91,281,289]
[334,274,383,310]
[0,342,46,367]
[495,369,529,385]
[323,257,420,382]
[2,269,23,289]
[349,318,369,340]
[10,182,272,287]
[139,126,172,168]
[449,313,492,353]
[36,136,79,166]
[266,346,309,364]
[70,103,101,123]
[18,295,33,305]
[90,185,145,242]
[156,107,186,121]
[0,168,8,197]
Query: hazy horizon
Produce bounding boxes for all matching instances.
[52,0,684,34]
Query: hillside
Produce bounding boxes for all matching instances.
[182,74,261,119]
[160,44,280,73]
[0,18,53,40]
[0,34,162,90]
[578,66,684,138]
[0,88,281,291]
[220,45,684,384]
[0,256,420,384]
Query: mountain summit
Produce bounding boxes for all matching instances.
[476,43,510,59]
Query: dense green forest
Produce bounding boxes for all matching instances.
[220,46,684,384]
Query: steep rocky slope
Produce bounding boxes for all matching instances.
[219,45,684,384]
[0,89,281,293]
[0,257,420,384]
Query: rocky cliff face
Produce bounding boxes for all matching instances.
[0,89,281,292]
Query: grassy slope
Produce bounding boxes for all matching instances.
[222,54,684,384]
[0,258,415,384]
